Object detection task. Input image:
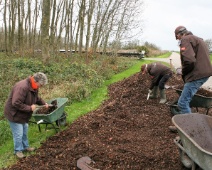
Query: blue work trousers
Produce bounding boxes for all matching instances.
[9,121,29,154]
[178,77,209,114]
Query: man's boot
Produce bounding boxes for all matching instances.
[159,89,167,103]
[149,86,159,99]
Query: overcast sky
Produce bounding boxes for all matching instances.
[141,0,212,51]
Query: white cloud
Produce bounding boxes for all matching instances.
[141,0,212,51]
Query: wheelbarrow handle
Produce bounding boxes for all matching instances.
[35,104,54,108]
[174,137,186,153]
[37,119,44,124]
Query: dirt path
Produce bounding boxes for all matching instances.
[144,52,212,91]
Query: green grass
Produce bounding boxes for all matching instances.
[154,52,172,58]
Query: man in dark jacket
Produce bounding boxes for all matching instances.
[4,72,49,158]
[175,26,212,113]
[141,62,173,103]
[169,26,212,133]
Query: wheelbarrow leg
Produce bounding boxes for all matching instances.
[44,122,59,133]
[191,161,196,170]
[37,120,59,133]
[205,107,211,115]
[50,123,59,133]
[44,124,48,131]
[174,137,193,169]
[38,124,41,132]
[195,107,198,112]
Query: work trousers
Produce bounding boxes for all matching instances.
[178,77,209,114]
[9,121,29,154]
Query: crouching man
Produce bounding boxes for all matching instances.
[141,62,173,103]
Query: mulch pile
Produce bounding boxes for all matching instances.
[3,72,212,170]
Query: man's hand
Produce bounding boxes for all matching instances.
[148,89,152,94]
[45,103,49,108]
[31,104,37,111]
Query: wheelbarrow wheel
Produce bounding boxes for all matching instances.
[56,112,67,127]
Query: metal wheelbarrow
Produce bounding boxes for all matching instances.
[172,113,212,170]
[32,98,68,132]
[170,88,212,115]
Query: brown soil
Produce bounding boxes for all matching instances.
[3,73,212,170]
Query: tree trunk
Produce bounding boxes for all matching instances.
[41,0,51,63]
[3,0,8,53]
[17,0,24,56]
[85,0,95,57]
[78,0,86,55]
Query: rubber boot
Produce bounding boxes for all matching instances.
[159,89,167,103]
[149,86,159,99]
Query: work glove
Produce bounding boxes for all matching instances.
[176,67,182,75]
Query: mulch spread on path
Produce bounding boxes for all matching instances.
[3,72,212,170]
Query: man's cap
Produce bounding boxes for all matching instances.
[174,26,187,39]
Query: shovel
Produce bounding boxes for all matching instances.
[147,92,150,100]
[35,104,54,108]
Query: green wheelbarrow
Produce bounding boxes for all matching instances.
[32,98,68,132]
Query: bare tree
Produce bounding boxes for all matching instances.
[40,0,51,62]
[56,1,66,53]
[26,0,32,49]
[85,0,95,56]
[17,0,25,56]
[1,0,145,57]
[68,0,75,57]
[100,0,121,53]
[32,0,39,55]
[3,0,8,52]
